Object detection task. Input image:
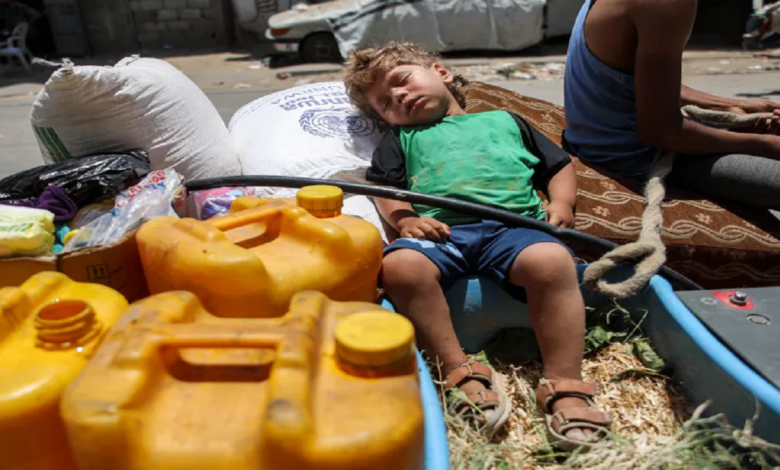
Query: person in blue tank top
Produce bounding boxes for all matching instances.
[564,0,780,207]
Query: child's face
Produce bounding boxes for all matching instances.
[366,63,458,126]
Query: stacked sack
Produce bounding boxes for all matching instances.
[228,81,391,241]
[31,57,241,180]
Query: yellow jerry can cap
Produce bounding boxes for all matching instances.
[297,185,343,218]
[335,311,415,367]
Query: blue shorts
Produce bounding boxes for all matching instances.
[384,220,572,302]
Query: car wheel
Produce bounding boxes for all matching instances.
[300,33,342,63]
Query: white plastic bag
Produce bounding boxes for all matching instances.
[64,169,181,250]
[31,57,241,180]
[229,81,387,197]
[342,195,389,245]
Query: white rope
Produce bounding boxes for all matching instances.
[583,106,772,298]
[582,151,674,298]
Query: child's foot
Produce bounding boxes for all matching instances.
[536,378,613,451]
[443,361,511,437]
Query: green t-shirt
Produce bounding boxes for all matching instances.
[366,111,571,226]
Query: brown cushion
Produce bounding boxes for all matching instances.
[463,81,780,289]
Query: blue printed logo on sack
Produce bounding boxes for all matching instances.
[267,84,386,139]
[299,107,381,139]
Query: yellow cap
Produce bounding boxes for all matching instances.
[335,311,415,367]
[296,185,343,218]
[63,229,80,245]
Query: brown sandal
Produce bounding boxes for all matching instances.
[536,378,613,451]
[444,361,511,437]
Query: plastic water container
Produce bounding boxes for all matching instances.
[0,272,128,470]
[137,186,383,318]
[62,291,425,470]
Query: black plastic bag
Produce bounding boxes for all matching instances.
[0,150,151,208]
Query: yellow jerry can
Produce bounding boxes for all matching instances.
[137,185,383,318]
[0,272,128,470]
[62,291,424,470]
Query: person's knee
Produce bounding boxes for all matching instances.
[510,243,576,287]
[381,250,441,293]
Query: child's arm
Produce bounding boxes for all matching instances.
[545,162,577,228]
[375,197,450,241]
[508,112,577,228]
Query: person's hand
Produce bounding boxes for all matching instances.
[727,100,780,135]
[397,216,451,241]
[730,106,780,135]
[546,201,575,228]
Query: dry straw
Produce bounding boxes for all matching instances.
[439,303,780,469]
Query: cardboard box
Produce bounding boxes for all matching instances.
[0,231,148,302]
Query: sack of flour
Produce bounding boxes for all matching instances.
[31,57,241,180]
[229,81,387,198]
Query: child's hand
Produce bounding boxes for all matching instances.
[546,201,575,228]
[397,216,451,242]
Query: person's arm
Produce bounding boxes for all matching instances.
[681,85,780,133]
[374,198,417,229]
[681,85,780,114]
[509,113,577,227]
[632,0,780,159]
[680,85,743,111]
[374,198,449,240]
[545,162,577,228]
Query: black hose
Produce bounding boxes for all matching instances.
[185,175,703,292]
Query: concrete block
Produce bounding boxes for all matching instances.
[130,1,144,12]
[161,30,185,45]
[158,9,178,21]
[179,8,201,20]
[168,20,191,31]
[164,0,187,8]
[141,0,163,11]
[133,10,157,22]
[143,22,167,31]
[187,0,211,9]
[190,19,214,30]
[202,8,214,19]
[138,31,160,43]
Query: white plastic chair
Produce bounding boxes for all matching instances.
[0,23,33,74]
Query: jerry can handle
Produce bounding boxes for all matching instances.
[113,323,287,366]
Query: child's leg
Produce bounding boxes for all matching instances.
[382,249,486,396]
[508,242,593,441]
[509,242,585,381]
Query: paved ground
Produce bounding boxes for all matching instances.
[1,49,779,178]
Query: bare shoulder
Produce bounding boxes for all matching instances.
[630,0,697,27]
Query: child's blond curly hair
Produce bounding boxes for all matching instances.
[343,42,468,119]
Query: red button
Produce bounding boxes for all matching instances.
[712,291,754,310]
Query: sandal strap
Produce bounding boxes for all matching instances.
[454,389,501,416]
[536,378,601,413]
[550,407,613,432]
[466,389,501,409]
[443,361,493,390]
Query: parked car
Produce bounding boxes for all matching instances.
[266,3,341,62]
[265,0,582,63]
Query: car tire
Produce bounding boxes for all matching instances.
[300,33,342,63]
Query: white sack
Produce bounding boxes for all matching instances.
[31,56,241,180]
[229,81,387,197]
